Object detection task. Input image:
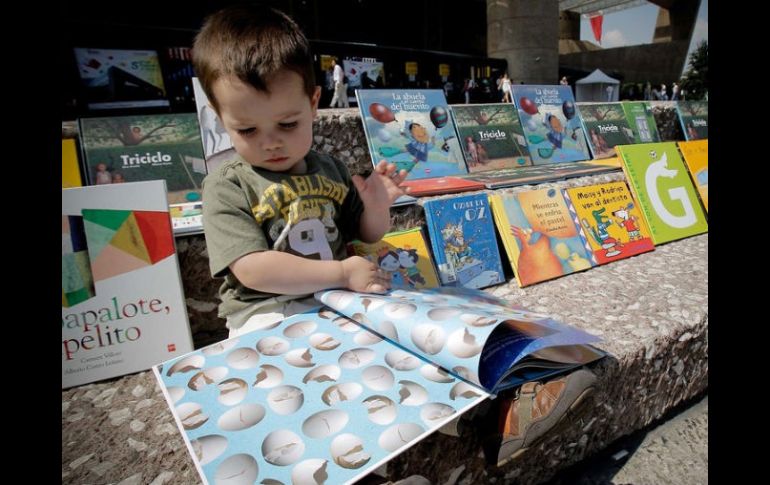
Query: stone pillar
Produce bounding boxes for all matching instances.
[487,0,559,85]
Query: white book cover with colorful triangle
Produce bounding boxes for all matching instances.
[62,180,193,388]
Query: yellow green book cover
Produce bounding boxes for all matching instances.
[490,188,595,287]
[348,227,440,289]
[677,140,708,212]
[62,139,83,188]
[564,182,655,265]
[617,142,708,244]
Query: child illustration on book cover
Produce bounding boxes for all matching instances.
[357,90,467,181]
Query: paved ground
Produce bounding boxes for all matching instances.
[541,393,708,485]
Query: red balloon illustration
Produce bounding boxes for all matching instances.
[519,96,539,115]
[369,103,396,123]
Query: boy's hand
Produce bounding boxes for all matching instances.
[352,160,410,210]
[341,256,391,294]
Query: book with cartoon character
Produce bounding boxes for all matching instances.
[677,140,708,212]
[450,103,532,171]
[617,142,708,244]
[347,227,440,289]
[422,193,505,289]
[621,102,662,143]
[675,101,708,141]
[356,89,469,193]
[575,102,636,159]
[563,182,656,265]
[510,85,591,165]
[153,286,604,485]
[489,187,597,287]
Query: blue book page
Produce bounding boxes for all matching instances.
[316,287,602,394]
[153,306,488,485]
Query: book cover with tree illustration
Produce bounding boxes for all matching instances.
[63,181,193,388]
[78,113,207,205]
[489,187,596,287]
[356,89,467,183]
[348,227,440,289]
[510,85,591,165]
[153,286,603,485]
[451,103,532,171]
[617,142,708,244]
[422,193,505,289]
[576,103,636,159]
[677,140,708,212]
[621,102,661,143]
[563,182,655,265]
[676,101,708,141]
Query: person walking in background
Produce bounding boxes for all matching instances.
[501,73,513,103]
[560,76,568,86]
[660,84,668,100]
[671,82,680,101]
[329,58,348,108]
[606,84,614,101]
[643,81,652,100]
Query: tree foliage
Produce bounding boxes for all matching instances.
[680,40,708,100]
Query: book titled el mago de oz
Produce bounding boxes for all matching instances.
[62,180,193,388]
[153,286,604,485]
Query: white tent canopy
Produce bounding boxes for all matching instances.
[575,69,620,102]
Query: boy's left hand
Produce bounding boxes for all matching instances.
[352,160,410,209]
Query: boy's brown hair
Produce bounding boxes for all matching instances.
[192,5,316,112]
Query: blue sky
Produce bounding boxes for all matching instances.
[580,0,708,76]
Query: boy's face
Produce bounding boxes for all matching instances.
[212,70,321,173]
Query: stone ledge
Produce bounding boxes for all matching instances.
[61,234,708,485]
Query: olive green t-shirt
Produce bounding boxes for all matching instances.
[202,150,364,328]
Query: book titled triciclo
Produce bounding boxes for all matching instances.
[62,180,194,388]
[153,286,604,485]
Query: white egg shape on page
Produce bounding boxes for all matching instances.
[267,386,304,415]
[261,430,305,466]
[283,320,318,339]
[166,354,204,376]
[303,365,341,384]
[257,336,290,356]
[253,364,283,388]
[331,433,371,469]
[291,459,328,485]
[333,315,361,333]
[449,381,484,401]
[321,382,363,406]
[447,328,482,358]
[385,350,421,371]
[383,302,417,319]
[167,386,185,404]
[419,364,454,383]
[354,330,383,345]
[323,291,354,309]
[411,324,446,355]
[361,365,395,391]
[460,313,498,327]
[191,434,228,466]
[214,453,258,484]
[176,402,208,430]
[217,403,265,431]
[397,380,428,406]
[362,395,397,425]
[377,321,399,342]
[217,378,248,406]
[284,348,315,368]
[188,367,229,391]
[309,333,341,351]
[338,348,376,369]
[201,339,239,356]
[420,403,457,426]
[378,423,425,452]
[226,348,259,370]
[302,409,349,439]
[427,306,462,321]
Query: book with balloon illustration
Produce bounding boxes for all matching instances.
[356,89,479,197]
[153,286,604,485]
[510,84,591,165]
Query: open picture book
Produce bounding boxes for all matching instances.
[153,287,604,485]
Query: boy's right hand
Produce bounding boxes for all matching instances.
[341,256,391,294]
